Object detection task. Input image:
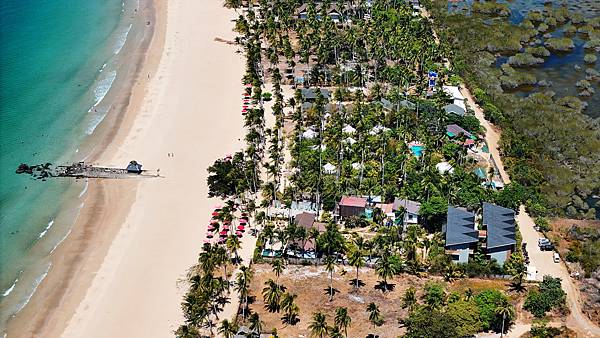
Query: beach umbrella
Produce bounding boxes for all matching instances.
[206,233,214,238]
[236,231,243,237]
[211,212,220,217]
[213,205,222,210]
[242,105,249,109]
[237,225,245,231]
[222,225,230,230]
[210,219,219,224]
[207,225,215,231]
[245,83,252,87]
[219,230,228,236]
[239,219,248,224]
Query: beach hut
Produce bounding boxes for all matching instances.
[436,162,455,175]
[342,125,356,134]
[126,161,143,174]
[302,129,318,139]
[344,137,357,145]
[323,163,337,174]
[239,219,248,224]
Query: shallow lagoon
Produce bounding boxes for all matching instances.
[448,0,600,118]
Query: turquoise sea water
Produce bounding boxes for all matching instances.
[0,0,142,332]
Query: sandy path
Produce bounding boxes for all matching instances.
[459,85,510,184]
[60,0,245,336]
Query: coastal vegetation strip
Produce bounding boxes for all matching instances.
[427,0,600,220]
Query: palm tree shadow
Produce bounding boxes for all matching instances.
[247,295,256,304]
[323,287,340,297]
[281,313,300,326]
[349,279,366,288]
[509,282,526,293]
[374,281,395,292]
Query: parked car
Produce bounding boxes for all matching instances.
[540,243,555,251]
[553,252,560,263]
[538,238,550,246]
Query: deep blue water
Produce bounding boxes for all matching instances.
[0,0,137,331]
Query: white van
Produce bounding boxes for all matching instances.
[553,252,560,263]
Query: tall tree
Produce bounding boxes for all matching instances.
[308,311,329,338]
[334,307,352,338]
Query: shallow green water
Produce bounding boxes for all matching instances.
[0,0,137,331]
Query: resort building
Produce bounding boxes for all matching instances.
[443,207,478,264]
[301,88,331,102]
[295,3,346,22]
[442,85,467,111]
[443,103,466,117]
[379,98,416,112]
[446,124,472,138]
[294,212,316,229]
[482,203,516,265]
[392,198,421,230]
[443,204,517,265]
[336,196,367,219]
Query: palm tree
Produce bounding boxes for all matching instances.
[271,258,285,284]
[218,319,238,338]
[281,292,300,325]
[324,255,336,301]
[262,279,284,312]
[248,313,263,335]
[235,266,253,319]
[347,245,364,289]
[328,326,345,338]
[366,302,383,328]
[334,307,352,337]
[226,235,242,264]
[308,311,329,338]
[375,253,400,291]
[496,300,514,338]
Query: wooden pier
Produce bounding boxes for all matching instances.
[16,161,153,180]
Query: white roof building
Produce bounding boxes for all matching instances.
[436,162,455,175]
[302,129,318,139]
[344,137,357,145]
[323,163,337,174]
[342,125,356,134]
[442,85,465,101]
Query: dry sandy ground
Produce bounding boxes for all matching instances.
[244,264,518,338]
[7,0,247,337]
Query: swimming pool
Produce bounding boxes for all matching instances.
[410,145,424,157]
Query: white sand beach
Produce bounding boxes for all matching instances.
[7,0,246,336]
[61,0,246,336]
